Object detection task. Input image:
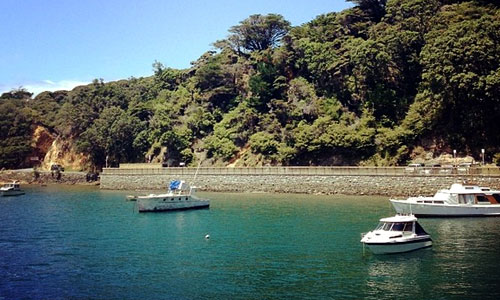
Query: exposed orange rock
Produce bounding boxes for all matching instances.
[32,126,55,155]
[24,126,56,167]
[41,137,91,171]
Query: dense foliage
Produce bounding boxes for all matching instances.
[0,90,34,168]
[1,0,499,169]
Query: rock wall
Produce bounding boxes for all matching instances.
[27,126,56,165]
[0,170,92,185]
[100,173,500,197]
[41,137,91,171]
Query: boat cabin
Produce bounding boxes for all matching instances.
[414,184,500,205]
[2,182,21,190]
[375,215,428,236]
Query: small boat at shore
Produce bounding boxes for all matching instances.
[136,180,210,212]
[361,214,432,254]
[390,183,500,217]
[125,195,138,201]
[1,181,25,197]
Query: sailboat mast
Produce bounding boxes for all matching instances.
[193,161,202,183]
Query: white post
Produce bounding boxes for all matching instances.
[481,149,485,165]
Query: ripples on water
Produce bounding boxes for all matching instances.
[1,186,500,299]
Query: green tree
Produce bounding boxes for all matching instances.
[0,99,33,168]
[0,87,32,100]
[404,3,500,151]
[249,132,279,156]
[348,0,387,22]
[228,14,291,53]
[77,107,144,167]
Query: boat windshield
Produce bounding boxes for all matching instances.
[375,222,391,231]
[458,194,475,204]
[376,222,414,232]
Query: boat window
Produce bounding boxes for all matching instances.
[391,223,405,231]
[492,194,500,203]
[434,201,444,204]
[376,222,393,231]
[449,194,458,203]
[403,222,413,232]
[383,223,393,231]
[458,194,475,204]
[415,222,428,236]
[477,195,489,203]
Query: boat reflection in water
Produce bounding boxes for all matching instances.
[363,251,432,298]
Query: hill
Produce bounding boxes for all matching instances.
[1,0,499,170]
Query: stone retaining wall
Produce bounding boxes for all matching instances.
[100,173,500,197]
[0,170,92,185]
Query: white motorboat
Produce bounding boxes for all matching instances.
[360,214,432,254]
[0,181,25,197]
[136,180,210,212]
[390,183,500,217]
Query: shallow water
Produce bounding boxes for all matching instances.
[1,185,500,299]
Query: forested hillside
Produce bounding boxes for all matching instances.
[1,0,499,170]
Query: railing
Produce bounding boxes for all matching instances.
[119,163,163,169]
[101,166,500,177]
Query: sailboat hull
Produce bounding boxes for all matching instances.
[137,195,210,212]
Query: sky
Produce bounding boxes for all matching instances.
[0,0,352,96]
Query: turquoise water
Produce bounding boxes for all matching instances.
[1,185,500,299]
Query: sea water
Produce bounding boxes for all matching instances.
[1,185,500,299]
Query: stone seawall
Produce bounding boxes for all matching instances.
[0,170,92,185]
[100,174,500,197]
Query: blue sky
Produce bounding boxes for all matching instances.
[0,0,351,95]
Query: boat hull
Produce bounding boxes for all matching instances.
[137,195,209,212]
[364,238,432,254]
[1,191,25,197]
[391,200,500,217]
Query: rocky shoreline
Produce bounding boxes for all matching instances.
[0,170,97,186]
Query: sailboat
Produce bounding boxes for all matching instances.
[136,163,209,212]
